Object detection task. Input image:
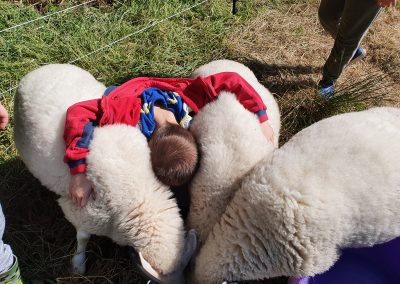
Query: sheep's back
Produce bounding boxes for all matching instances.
[268,107,400,247]
[14,64,106,195]
[193,107,400,282]
[192,59,280,146]
[187,93,274,242]
[14,66,185,275]
[253,107,400,276]
[188,60,280,243]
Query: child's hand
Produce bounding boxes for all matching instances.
[260,121,275,145]
[69,173,96,207]
[0,103,9,130]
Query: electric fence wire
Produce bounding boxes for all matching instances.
[0,0,209,97]
[0,0,97,34]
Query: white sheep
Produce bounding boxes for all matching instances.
[188,60,280,243]
[191,59,280,146]
[189,102,400,283]
[16,61,398,284]
[14,64,187,280]
[13,60,279,282]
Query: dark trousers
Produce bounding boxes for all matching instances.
[319,0,382,82]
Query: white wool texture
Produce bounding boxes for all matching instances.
[187,93,275,243]
[14,64,184,275]
[192,107,400,283]
[188,60,280,242]
[191,59,280,145]
[14,64,106,196]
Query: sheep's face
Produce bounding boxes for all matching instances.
[130,230,198,284]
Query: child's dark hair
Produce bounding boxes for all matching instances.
[149,124,198,187]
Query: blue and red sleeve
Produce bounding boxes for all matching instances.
[187,72,268,122]
[63,98,102,175]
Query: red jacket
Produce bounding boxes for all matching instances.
[64,72,268,174]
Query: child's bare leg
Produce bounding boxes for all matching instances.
[72,230,90,274]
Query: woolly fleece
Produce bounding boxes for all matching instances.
[192,107,400,283]
[188,60,280,242]
[14,64,185,275]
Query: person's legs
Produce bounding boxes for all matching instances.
[0,205,13,275]
[322,0,382,84]
[318,0,346,37]
[0,204,23,283]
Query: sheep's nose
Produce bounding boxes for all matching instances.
[128,247,162,283]
[128,229,199,284]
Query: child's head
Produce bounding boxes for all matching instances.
[149,124,198,187]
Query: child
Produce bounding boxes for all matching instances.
[149,122,198,187]
[64,72,275,207]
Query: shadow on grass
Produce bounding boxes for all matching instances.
[105,61,319,96]
[96,71,183,94]
[0,159,141,283]
[243,59,319,95]
[240,59,396,145]
[239,59,326,144]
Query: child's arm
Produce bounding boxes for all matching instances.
[260,121,275,145]
[196,72,268,122]
[64,99,101,174]
[0,102,9,130]
[64,98,101,207]
[199,72,274,143]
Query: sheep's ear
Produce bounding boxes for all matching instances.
[176,229,199,271]
[162,229,199,284]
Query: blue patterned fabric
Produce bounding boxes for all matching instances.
[139,88,192,138]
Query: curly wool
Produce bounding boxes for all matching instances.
[14,64,185,275]
[191,107,400,283]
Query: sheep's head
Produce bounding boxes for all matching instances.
[131,229,199,284]
[86,124,187,276]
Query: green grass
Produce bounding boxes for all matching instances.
[0,0,249,88]
[276,69,398,144]
[0,0,398,283]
